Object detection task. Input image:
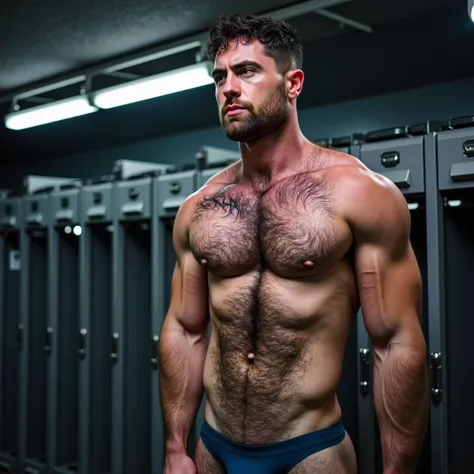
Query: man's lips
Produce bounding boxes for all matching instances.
[225,105,246,116]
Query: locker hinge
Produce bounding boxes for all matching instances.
[430,352,442,404]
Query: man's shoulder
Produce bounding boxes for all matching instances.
[321,158,410,240]
[314,150,402,204]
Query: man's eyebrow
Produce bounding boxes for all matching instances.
[211,60,263,79]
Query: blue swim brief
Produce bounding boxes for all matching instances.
[200,419,346,473]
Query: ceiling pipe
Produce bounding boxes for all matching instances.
[315,8,372,33]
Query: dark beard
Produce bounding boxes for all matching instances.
[219,82,289,143]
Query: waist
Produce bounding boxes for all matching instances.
[203,389,342,445]
[200,416,346,454]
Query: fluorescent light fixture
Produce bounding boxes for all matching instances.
[5,95,97,131]
[470,0,474,22]
[93,61,214,109]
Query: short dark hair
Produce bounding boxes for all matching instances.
[206,13,303,73]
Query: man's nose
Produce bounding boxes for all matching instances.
[223,74,241,98]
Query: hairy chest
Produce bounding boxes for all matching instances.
[189,174,351,278]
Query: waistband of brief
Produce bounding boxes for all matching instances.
[200,419,345,459]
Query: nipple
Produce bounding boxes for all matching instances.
[303,260,314,268]
[200,258,208,265]
[247,352,255,362]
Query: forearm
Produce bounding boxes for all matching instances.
[373,338,429,474]
[158,318,207,455]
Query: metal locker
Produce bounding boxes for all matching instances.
[18,176,73,474]
[112,175,154,474]
[0,191,22,474]
[312,134,365,157]
[431,114,474,474]
[48,180,82,474]
[152,165,198,473]
[78,176,115,474]
[195,146,240,189]
[359,121,445,474]
[20,187,50,474]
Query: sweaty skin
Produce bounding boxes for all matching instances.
[159,147,428,474]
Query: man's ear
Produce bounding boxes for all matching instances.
[286,69,304,99]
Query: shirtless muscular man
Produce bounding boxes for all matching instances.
[159,13,429,474]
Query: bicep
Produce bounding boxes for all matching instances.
[349,174,423,349]
[355,240,422,349]
[168,251,209,334]
[163,197,209,335]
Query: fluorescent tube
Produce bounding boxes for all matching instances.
[5,95,97,130]
[93,61,214,109]
[470,0,474,22]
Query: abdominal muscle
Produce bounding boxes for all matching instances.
[202,262,358,446]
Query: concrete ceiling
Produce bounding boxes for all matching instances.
[0,0,472,165]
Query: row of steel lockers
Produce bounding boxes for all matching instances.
[1,115,474,474]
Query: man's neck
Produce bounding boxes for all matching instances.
[238,120,310,185]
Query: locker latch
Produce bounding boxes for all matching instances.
[462,139,474,157]
[78,328,87,359]
[359,347,371,397]
[110,332,119,362]
[44,326,53,356]
[430,352,442,404]
[17,324,24,351]
[381,151,400,168]
[151,335,159,369]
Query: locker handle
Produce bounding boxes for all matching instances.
[121,202,144,216]
[86,205,107,219]
[25,213,43,224]
[430,352,442,404]
[55,209,74,222]
[381,169,411,189]
[1,216,16,227]
[163,197,185,211]
[151,334,159,369]
[359,348,371,397]
[110,332,119,361]
[17,324,24,350]
[78,328,87,359]
[44,326,53,356]
[450,162,474,181]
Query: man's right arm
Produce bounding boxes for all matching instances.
[158,197,209,457]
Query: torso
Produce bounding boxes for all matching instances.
[189,149,363,444]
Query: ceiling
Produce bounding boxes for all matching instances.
[0,0,473,165]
